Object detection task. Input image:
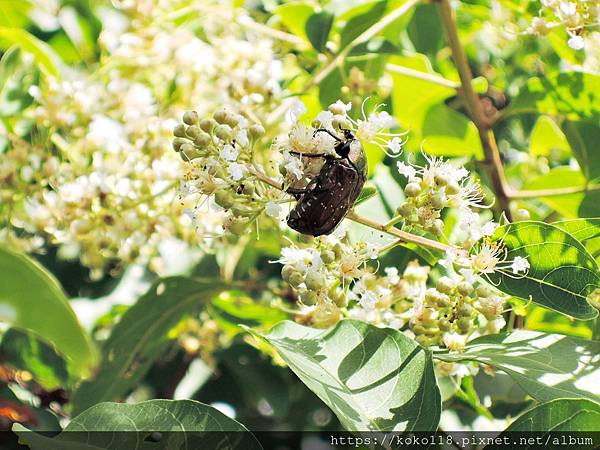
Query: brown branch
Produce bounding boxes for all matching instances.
[438,0,512,220]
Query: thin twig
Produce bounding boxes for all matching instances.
[246,165,455,253]
[438,0,513,219]
[508,184,600,198]
[386,63,460,89]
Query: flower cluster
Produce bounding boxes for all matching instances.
[2,0,284,277]
[527,0,600,50]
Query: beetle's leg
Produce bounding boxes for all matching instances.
[286,186,310,200]
[314,128,343,142]
[288,150,333,159]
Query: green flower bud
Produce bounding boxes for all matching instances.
[215,190,235,209]
[429,219,445,236]
[425,288,440,303]
[305,271,326,291]
[332,115,351,130]
[514,208,530,221]
[476,285,492,297]
[214,124,233,142]
[213,109,228,124]
[438,319,451,332]
[193,132,212,148]
[242,182,256,195]
[225,114,240,128]
[173,124,187,138]
[332,292,347,307]
[300,290,318,305]
[404,182,421,197]
[183,111,199,126]
[437,276,456,294]
[431,192,447,209]
[200,118,217,133]
[457,281,474,296]
[231,204,255,217]
[281,265,295,282]
[333,243,344,258]
[229,219,249,235]
[249,124,265,139]
[415,335,431,347]
[180,144,202,160]
[413,324,426,335]
[186,125,201,139]
[434,173,449,186]
[321,250,336,264]
[173,137,188,152]
[328,102,347,115]
[457,317,472,333]
[457,304,473,317]
[289,271,304,288]
[396,202,415,218]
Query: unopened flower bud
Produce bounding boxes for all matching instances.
[329,103,347,115]
[405,183,421,197]
[457,281,474,296]
[332,115,351,130]
[173,124,187,137]
[476,285,492,297]
[173,137,188,152]
[438,319,451,332]
[281,265,295,282]
[457,304,473,317]
[180,144,202,160]
[457,317,472,333]
[289,271,304,288]
[186,125,201,139]
[249,124,265,139]
[446,181,460,195]
[431,193,447,209]
[215,190,235,209]
[193,132,211,148]
[213,109,229,124]
[215,124,233,142]
[225,114,240,128]
[437,276,456,294]
[300,290,318,305]
[183,111,199,125]
[200,118,217,133]
[514,208,530,221]
[321,250,335,264]
[305,271,326,291]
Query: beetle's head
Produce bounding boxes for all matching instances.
[334,129,357,158]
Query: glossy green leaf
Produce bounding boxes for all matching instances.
[510,72,600,121]
[562,120,600,182]
[553,218,600,264]
[503,399,600,432]
[0,328,70,390]
[0,246,96,378]
[0,0,31,28]
[256,319,441,432]
[529,115,570,158]
[274,2,314,43]
[14,400,262,450]
[305,12,334,52]
[355,184,378,205]
[340,1,387,49]
[436,330,600,402]
[0,46,20,91]
[0,27,59,77]
[488,221,599,320]
[71,277,225,415]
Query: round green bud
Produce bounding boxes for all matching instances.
[476,285,492,297]
[438,319,451,332]
[514,208,530,221]
[281,265,295,282]
[457,318,472,333]
[183,111,199,126]
[457,304,473,317]
[425,288,440,303]
[333,243,344,258]
[446,181,460,195]
[300,290,318,305]
[328,103,347,115]
[213,109,229,124]
[332,115,351,130]
[193,132,212,148]
[396,202,415,218]
[434,173,449,187]
[404,182,421,197]
[415,335,431,347]
[229,219,249,235]
[214,124,233,142]
[172,137,188,152]
[429,219,445,236]
[249,124,265,139]
[305,271,326,291]
[321,250,336,264]
[457,281,474,296]
[332,292,347,307]
[412,324,426,335]
[180,144,202,160]
[215,190,235,209]
[436,293,451,308]
[173,124,187,138]
[199,118,217,133]
[431,193,447,209]
[231,204,255,217]
[242,182,256,195]
[436,276,456,294]
[186,125,201,140]
[289,271,304,288]
[225,114,239,128]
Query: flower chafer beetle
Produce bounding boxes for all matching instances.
[286,129,367,236]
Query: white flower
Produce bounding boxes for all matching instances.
[219,144,238,161]
[315,111,334,129]
[332,100,352,112]
[265,201,282,218]
[559,1,576,16]
[365,243,379,259]
[359,291,378,310]
[479,295,505,318]
[459,268,476,284]
[568,35,584,50]
[288,124,315,153]
[183,208,196,224]
[397,161,416,179]
[384,267,400,284]
[236,129,250,147]
[388,137,405,155]
[369,111,396,129]
[228,162,246,181]
[481,221,499,237]
[287,99,306,123]
[443,332,467,352]
[283,152,304,180]
[511,256,530,274]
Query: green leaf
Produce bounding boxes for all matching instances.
[553,218,600,265]
[0,0,31,28]
[510,72,600,121]
[305,11,334,52]
[0,46,20,92]
[487,221,599,320]
[256,319,441,432]
[0,328,70,390]
[562,120,600,182]
[502,399,600,432]
[71,277,225,415]
[355,184,378,205]
[435,330,600,402]
[274,2,315,43]
[340,1,387,49]
[529,115,570,158]
[14,399,262,450]
[0,246,96,378]
[0,27,59,77]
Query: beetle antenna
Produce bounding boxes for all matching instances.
[314,128,342,142]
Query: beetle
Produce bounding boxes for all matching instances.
[286,129,367,236]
